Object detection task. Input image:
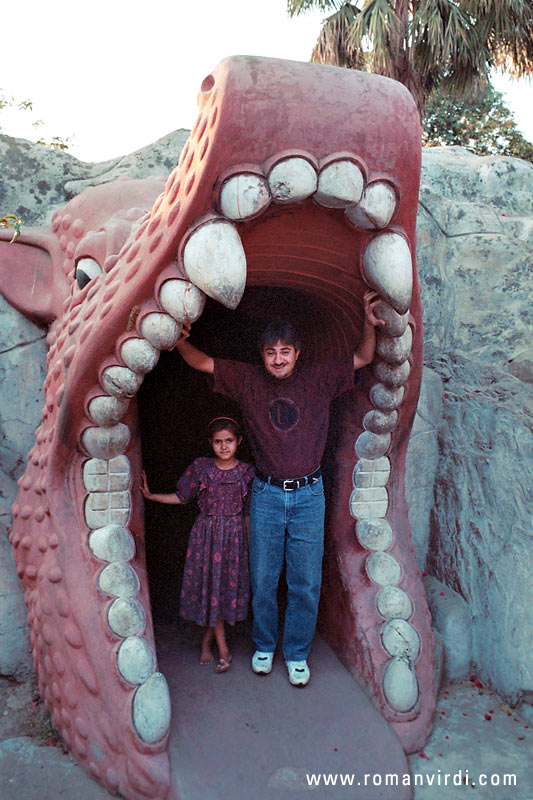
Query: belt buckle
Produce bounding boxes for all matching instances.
[283,479,296,491]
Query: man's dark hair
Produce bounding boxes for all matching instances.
[258,320,301,352]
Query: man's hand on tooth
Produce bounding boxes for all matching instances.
[363,289,386,328]
[175,322,192,349]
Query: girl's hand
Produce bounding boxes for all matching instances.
[139,470,151,499]
[363,290,386,327]
[174,322,191,349]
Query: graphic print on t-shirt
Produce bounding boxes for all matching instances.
[269,398,300,432]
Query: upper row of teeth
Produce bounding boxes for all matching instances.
[218,156,397,230]
[77,155,416,743]
[177,155,412,314]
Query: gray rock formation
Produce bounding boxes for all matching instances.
[416,147,533,708]
[423,575,472,681]
[0,295,47,677]
[0,129,189,226]
[0,134,531,719]
[405,367,443,569]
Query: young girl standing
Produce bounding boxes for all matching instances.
[140,417,255,672]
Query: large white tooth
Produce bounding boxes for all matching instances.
[353,457,390,488]
[382,619,420,661]
[108,597,146,637]
[82,424,130,460]
[370,384,405,411]
[377,586,413,620]
[315,160,364,208]
[89,525,136,562]
[383,658,419,712]
[83,457,130,492]
[346,181,396,229]
[356,518,394,551]
[268,157,317,204]
[117,637,156,685]
[220,173,271,220]
[132,673,171,744]
[355,431,391,459]
[363,409,398,434]
[140,313,181,350]
[159,279,206,324]
[373,361,411,389]
[87,396,129,427]
[85,492,131,530]
[366,551,401,585]
[98,562,140,598]
[363,232,413,314]
[102,366,143,399]
[376,326,412,366]
[349,487,388,519]
[374,301,409,337]
[183,220,246,310]
[120,338,160,375]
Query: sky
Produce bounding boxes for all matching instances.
[1,0,531,163]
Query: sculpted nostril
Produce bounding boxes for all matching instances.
[200,74,215,93]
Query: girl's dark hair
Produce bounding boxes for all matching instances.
[207,417,242,439]
[258,320,301,352]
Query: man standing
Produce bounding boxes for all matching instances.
[175,290,384,686]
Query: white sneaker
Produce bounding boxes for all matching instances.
[252,651,274,674]
[286,660,310,687]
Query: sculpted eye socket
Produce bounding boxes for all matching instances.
[75,257,103,290]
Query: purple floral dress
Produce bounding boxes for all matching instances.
[176,457,255,627]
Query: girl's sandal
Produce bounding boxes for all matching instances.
[215,656,232,673]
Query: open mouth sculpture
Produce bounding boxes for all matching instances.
[0,56,434,798]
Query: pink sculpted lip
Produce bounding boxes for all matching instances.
[0,56,433,799]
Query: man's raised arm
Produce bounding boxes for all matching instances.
[174,324,215,374]
[353,290,386,371]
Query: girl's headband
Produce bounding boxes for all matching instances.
[208,416,240,428]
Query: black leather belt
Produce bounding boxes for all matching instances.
[255,467,321,491]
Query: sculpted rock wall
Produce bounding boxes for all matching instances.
[0,296,47,676]
[414,147,533,707]
[0,133,531,715]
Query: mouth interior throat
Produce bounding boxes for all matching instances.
[138,287,353,624]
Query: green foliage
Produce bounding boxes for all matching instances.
[423,84,533,163]
[36,134,72,151]
[1,89,70,151]
[0,92,33,117]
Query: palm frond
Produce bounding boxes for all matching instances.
[287,0,351,17]
[310,4,366,68]
[349,0,401,76]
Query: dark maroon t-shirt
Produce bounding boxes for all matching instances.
[213,356,355,479]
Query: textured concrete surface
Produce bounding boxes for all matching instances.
[159,623,412,800]
[407,679,533,799]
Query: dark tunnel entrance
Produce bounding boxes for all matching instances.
[138,285,349,624]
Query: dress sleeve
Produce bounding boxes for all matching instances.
[175,460,201,504]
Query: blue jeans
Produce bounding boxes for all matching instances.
[249,475,325,661]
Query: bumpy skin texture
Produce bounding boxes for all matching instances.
[0,56,434,798]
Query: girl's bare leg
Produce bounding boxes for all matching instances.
[200,627,214,665]
[214,618,232,672]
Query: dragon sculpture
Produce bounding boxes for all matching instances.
[0,56,435,799]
